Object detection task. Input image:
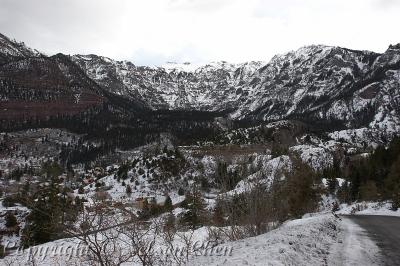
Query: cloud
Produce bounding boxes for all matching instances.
[166,0,235,13]
[0,0,399,65]
[374,0,400,8]
[131,45,204,66]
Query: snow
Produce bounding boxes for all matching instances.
[0,237,86,266]
[328,217,381,266]
[68,39,400,136]
[327,128,391,149]
[0,34,41,57]
[0,213,384,266]
[189,214,381,266]
[159,62,206,73]
[336,201,400,217]
[226,155,291,196]
[321,178,346,188]
[290,145,333,171]
[0,203,30,252]
[0,218,213,266]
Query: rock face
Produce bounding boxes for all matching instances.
[0,33,41,61]
[72,55,264,112]
[72,44,400,132]
[1,32,400,138]
[0,34,106,122]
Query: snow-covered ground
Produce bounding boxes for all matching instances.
[226,155,291,196]
[0,213,386,265]
[337,201,400,217]
[329,217,381,266]
[189,214,381,266]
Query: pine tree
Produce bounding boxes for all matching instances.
[5,212,18,228]
[21,178,76,247]
[163,212,176,231]
[126,184,132,196]
[181,187,207,229]
[178,187,185,196]
[337,181,351,204]
[327,176,338,194]
[360,181,379,201]
[284,158,320,219]
[164,195,173,212]
[212,197,225,226]
[384,156,400,210]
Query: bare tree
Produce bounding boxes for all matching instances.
[159,219,196,266]
[66,200,136,266]
[207,172,281,241]
[66,198,163,266]
[117,220,159,266]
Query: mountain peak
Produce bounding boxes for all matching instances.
[388,43,400,51]
[159,61,203,73]
[0,32,41,58]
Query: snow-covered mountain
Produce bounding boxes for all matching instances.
[72,43,400,133]
[1,32,400,142]
[72,54,265,111]
[2,33,400,266]
[240,44,400,130]
[0,33,41,60]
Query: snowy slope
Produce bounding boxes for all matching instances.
[337,201,400,217]
[72,54,265,111]
[71,42,400,139]
[1,31,400,139]
[0,213,382,266]
[189,214,381,266]
[0,33,41,58]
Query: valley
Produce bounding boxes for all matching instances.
[0,32,399,265]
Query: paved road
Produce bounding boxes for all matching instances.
[348,215,400,266]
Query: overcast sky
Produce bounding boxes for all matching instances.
[0,0,399,66]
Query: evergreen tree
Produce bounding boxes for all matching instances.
[42,161,63,178]
[360,181,379,201]
[21,178,78,247]
[139,199,150,219]
[5,212,18,228]
[327,176,338,194]
[177,187,185,196]
[212,197,225,226]
[164,195,173,212]
[163,212,176,231]
[384,156,400,210]
[181,187,207,229]
[126,184,132,196]
[337,181,351,204]
[284,158,321,219]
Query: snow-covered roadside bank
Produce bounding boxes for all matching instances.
[189,214,382,266]
[336,201,400,217]
[328,217,381,266]
[0,214,383,265]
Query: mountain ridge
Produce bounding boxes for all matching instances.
[1,32,399,147]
